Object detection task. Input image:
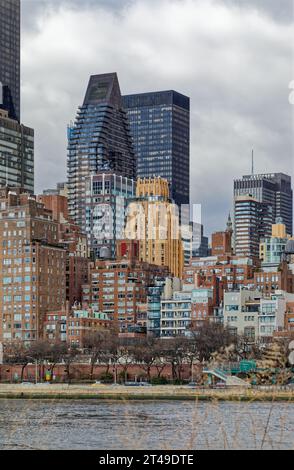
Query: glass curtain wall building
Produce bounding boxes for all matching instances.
[234,195,273,259]
[85,173,135,259]
[122,90,190,208]
[0,1,33,192]
[0,0,20,121]
[234,173,293,236]
[67,73,136,229]
[0,109,34,192]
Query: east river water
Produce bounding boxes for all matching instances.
[0,399,293,450]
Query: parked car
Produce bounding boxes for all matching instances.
[124,381,152,387]
[187,381,197,387]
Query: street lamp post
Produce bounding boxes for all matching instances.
[114,361,117,385]
[35,359,38,384]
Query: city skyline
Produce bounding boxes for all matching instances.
[2,3,294,453]
[21,0,294,236]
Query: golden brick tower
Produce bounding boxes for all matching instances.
[125,177,184,277]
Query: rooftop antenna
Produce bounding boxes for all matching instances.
[251,149,254,175]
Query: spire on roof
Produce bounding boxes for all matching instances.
[226,212,233,232]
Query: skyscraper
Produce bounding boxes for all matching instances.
[0,1,34,192]
[0,0,20,121]
[85,172,135,259]
[234,173,293,236]
[0,108,34,192]
[234,195,273,259]
[122,90,190,208]
[67,73,136,229]
[0,188,66,343]
[125,176,184,278]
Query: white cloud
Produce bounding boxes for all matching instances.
[21,0,294,235]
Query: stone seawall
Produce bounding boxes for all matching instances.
[0,384,293,401]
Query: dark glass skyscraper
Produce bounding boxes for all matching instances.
[0,0,20,121]
[67,73,136,228]
[234,195,273,259]
[122,90,190,207]
[234,173,293,236]
[0,108,34,192]
[0,0,34,192]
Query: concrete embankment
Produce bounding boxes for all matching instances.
[0,384,294,401]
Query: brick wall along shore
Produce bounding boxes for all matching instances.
[0,363,194,383]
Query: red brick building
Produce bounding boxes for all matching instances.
[82,240,169,332]
[253,262,294,295]
[211,230,232,257]
[285,302,294,333]
[37,194,68,224]
[0,188,67,343]
[43,306,68,343]
[67,308,111,348]
[183,254,256,303]
[37,193,89,305]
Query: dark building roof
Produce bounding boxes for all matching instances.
[123,90,190,111]
[285,239,294,254]
[83,73,122,108]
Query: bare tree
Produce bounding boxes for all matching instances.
[164,336,190,382]
[62,345,79,384]
[153,341,168,379]
[84,331,108,380]
[189,321,235,363]
[47,342,68,379]
[3,341,31,382]
[117,341,135,382]
[132,337,161,382]
[29,339,52,362]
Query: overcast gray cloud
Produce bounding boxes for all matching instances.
[21,0,294,236]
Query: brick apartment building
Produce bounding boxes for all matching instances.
[285,302,294,333]
[184,256,294,305]
[183,254,256,298]
[43,307,67,343]
[67,308,111,348]
[81,240,169,332]
[43,305,112,348]
[37,193,89,305]
[253,262,294,294]
[183,224,257,305]
[211,217,233,258]
[0,188,67,342]
[37,193,69,224]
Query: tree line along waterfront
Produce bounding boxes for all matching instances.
[1,322,294,387]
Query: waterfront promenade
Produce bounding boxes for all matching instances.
[0,383,293,401]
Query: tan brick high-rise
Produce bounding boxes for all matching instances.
[125,177,184,277]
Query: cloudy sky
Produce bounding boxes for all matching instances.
[21,0,294,236]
